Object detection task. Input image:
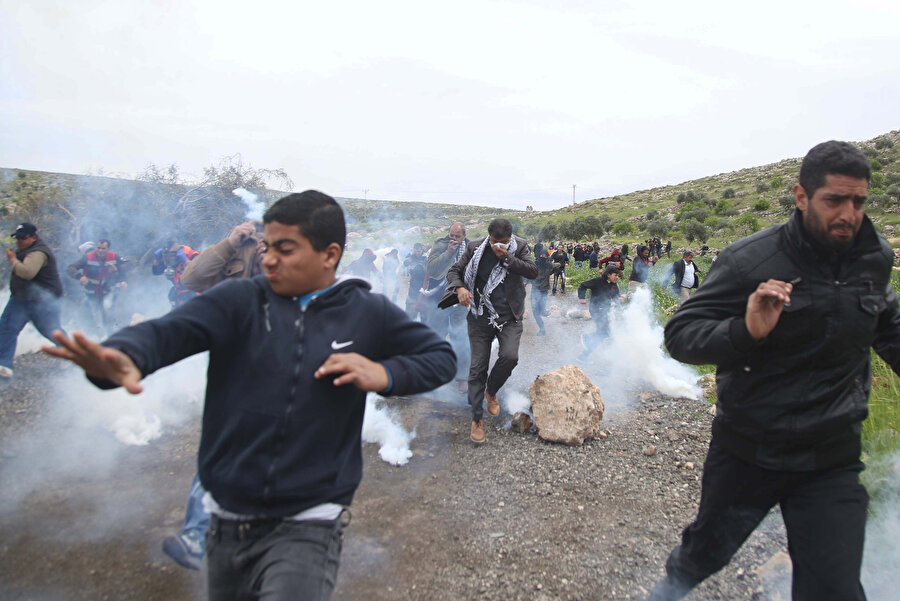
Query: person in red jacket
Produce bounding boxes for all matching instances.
[67,239,127,335]
[598,248,626,271]
[152,240,200,307]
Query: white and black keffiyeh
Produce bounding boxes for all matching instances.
[463,236,518,330]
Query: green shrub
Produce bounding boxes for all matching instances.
[770,176,785,190]
[722,188,736,199]
[886,184,900,197]
[736,212,760,234]
[875,138,895,150]
[714,199,733,215]
[753,199,771,211]
[612,221,634,235]
[646,217,671,238]
[871,159,883,171]
[681,219,709,243]
[886,172,900,185]
[868,194,891,208]
[864,147,879,158]
[872,172,886,188]
[646,209,659,220]
[756,182,770,193]
[778,195,795,212]
[680,208,710,223]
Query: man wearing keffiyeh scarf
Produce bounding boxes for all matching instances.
[446,218,538,444]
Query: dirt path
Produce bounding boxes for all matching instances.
[0,309,790,601]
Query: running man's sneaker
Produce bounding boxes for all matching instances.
[0,366,12,379]
[162,531,204,570]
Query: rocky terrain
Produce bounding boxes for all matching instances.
[1,307,797,601]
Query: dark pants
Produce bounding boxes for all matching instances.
[531,289,548,333]
[427,304,471,382]
[580,308,610,357]
[207,513,346,601]
[655,438,868,601]
[552,271,565,293]
[467,314,523,421]
[0,296,64,369]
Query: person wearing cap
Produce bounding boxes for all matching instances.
[0,223,65,379]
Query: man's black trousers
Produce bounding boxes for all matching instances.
[466,313,523,421]
[659,437,868,601]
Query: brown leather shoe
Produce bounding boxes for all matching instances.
[485,392,500,416]
[470,420,485,444]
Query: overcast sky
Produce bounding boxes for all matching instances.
[1,0,898,210]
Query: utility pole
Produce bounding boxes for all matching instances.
[572,184,576,206]
[364,189,369,201]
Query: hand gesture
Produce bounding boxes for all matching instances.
[314,352,389,392]
[6,248,15,265]
[745,279,795,340]
[457,287,472,307]
[42,331,144,394]
[491,243,509,260]
[227,222,256,250]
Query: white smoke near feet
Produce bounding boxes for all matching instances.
[862,451,900,600]
[362,393,416,466]
[233,187,263,221]
[578,286,700,406]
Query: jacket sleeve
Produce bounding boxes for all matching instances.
[426,239,456,279]
[664,252,760,366]
[873,281,900,375]
[67,256,86,280]
[181,238,234,292]
[446,243,475,290]
[376,296,456,395]
[508,239,538,279]
[578,277,601,300]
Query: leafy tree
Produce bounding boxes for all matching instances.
[736,213,761,234]
[875,138,894,150]
[681,219,709,243]
[722,188,736,199]
[597,214,613,234]
[871,159,883,171]
[770,176,785,190]
[523,222,541,238]
[756,182,770,193]
[646,218,670,238]
[778,194,796,213]
[872,172,886,188]
[646,209,659,220]
[540,222,558,242]
[612,221,634,236]
[753,199,771,211]
[714,199,733,215]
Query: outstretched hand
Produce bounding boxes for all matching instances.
[314,352,390,392]
[42,330,144,394]
[745,279,794,340]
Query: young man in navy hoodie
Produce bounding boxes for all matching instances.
[44,190,456,601]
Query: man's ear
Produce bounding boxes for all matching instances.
[793,184,808,212]
[323,243,343,270]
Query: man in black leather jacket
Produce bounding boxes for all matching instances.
[649,141,900,601]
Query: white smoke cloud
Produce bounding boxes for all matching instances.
[862,451,900,600]
[233,187,264,221]
[362,393,416,466]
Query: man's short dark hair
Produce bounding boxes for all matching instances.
[604,265,623,277]
[798,141,871,200]
[98,239,111,247]
[264,191,346,254]
[413,242,424,250]
[487,218,513,239]
[683,251,694,258]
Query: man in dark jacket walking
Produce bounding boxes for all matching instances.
[446,218,537,444]
[0,222,65,379]
[45,191,456,601]
[669,250,700,305]
[577,266,623,359]
[648,141,900,601]
[531,247,553,336]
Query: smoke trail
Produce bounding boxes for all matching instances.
[862,451,900,600]
[233,187,264,221]
[362,393,416,466]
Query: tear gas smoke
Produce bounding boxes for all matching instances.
[233,187,263,221]
[861,451,900,600]
[362,393,416,466]
[0,353,207,515]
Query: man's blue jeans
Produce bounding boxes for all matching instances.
[0,296,63,369]
[182,474,210,551]
[207,513,346,601]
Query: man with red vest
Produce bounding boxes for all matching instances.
[67,239,127,335]
[152,240,200,307]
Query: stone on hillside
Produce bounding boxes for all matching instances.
[566,308,589,320]
[529,365,604,446]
